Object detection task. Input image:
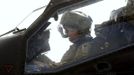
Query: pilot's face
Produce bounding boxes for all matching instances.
[65,28,79,42]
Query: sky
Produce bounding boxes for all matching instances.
[0,0,127,62]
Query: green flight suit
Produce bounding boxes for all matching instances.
[60,36,92,64]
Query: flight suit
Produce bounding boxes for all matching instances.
[60,36,93,64]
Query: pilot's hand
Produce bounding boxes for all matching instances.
[25,64,41,73]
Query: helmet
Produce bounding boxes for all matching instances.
[59,11,92,38]
[110,0,134,21]
[127,0,134,7]
[60,11,92,32]
[110,8,123,21]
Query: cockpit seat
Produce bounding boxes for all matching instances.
[88,20,134,58]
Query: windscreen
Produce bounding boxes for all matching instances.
[0,0,50,35]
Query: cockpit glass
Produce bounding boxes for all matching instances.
[25,0,130,74]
